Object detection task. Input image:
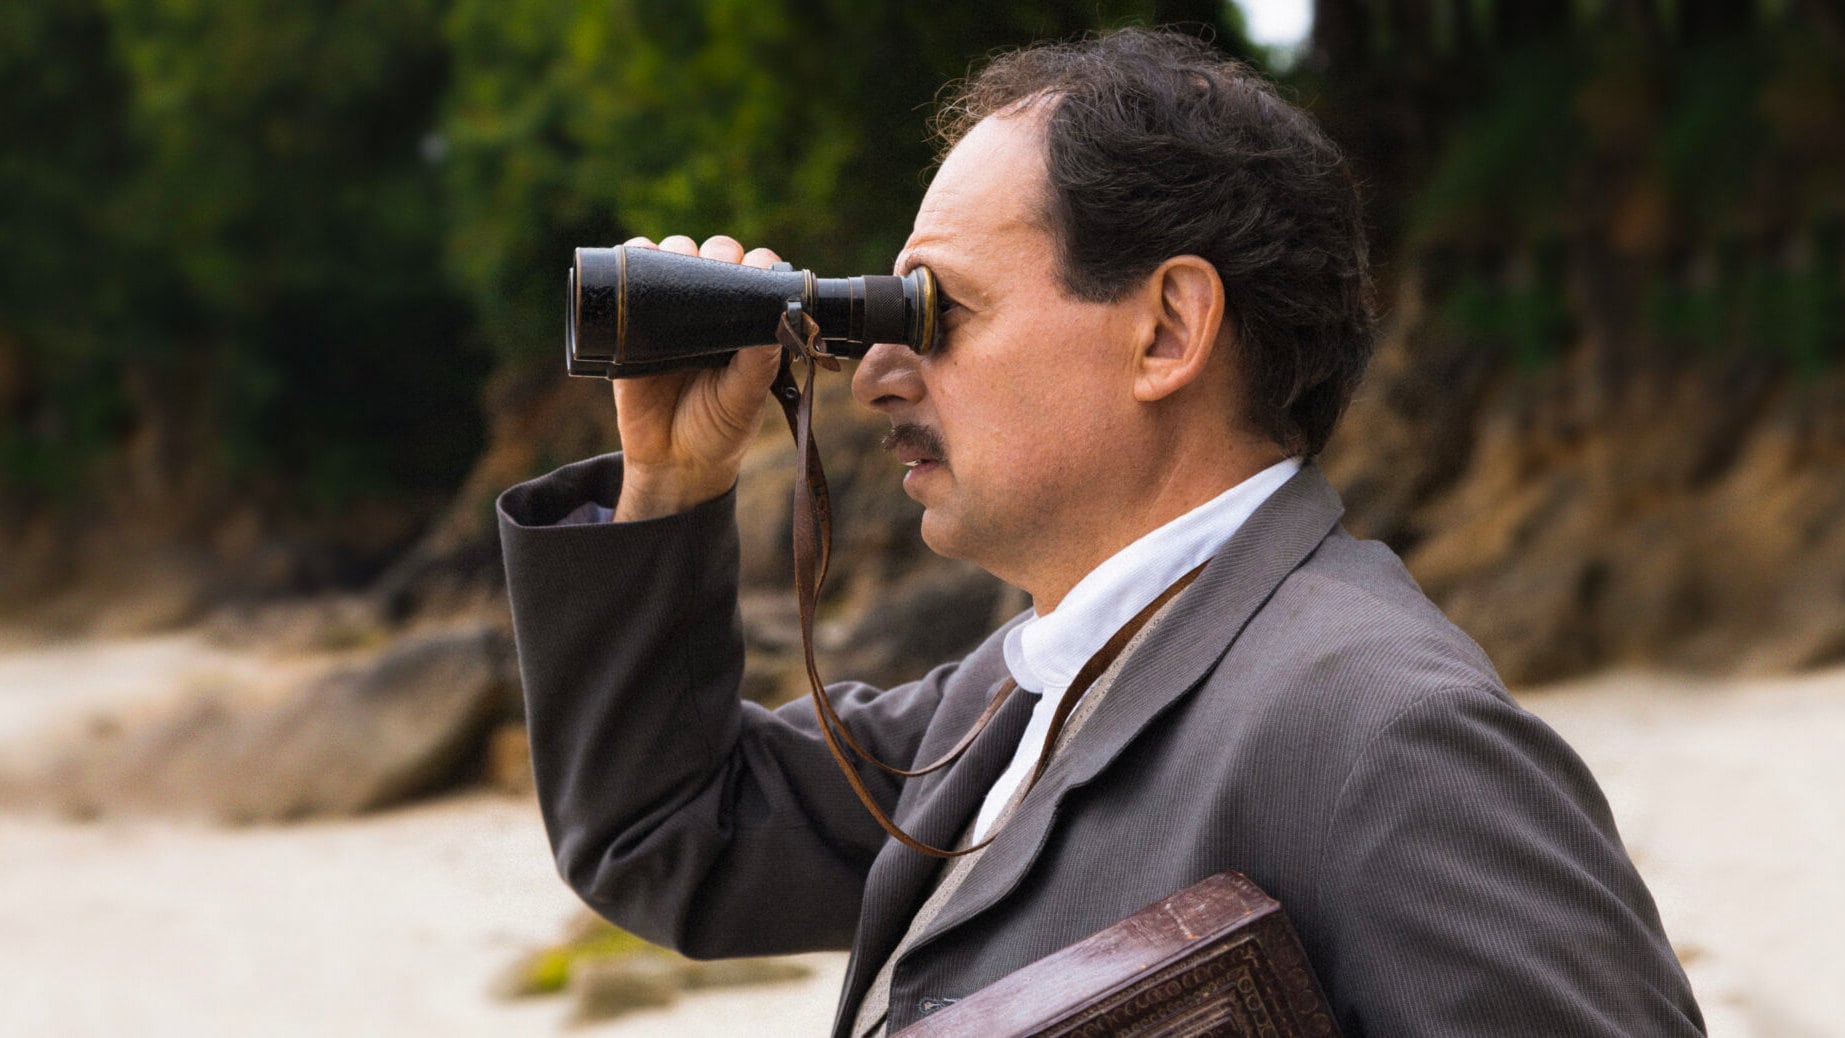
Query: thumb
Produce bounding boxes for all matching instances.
[710,343,783,435]
[729,342,783,399]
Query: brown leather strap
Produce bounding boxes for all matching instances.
[774,311,1009,859]
[768,310,1204,859]
[773,310,1002,785]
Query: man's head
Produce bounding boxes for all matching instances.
[934,27,1374,459]
[853,28,1373,605]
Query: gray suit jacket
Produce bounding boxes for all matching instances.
[499,454,1704,1036]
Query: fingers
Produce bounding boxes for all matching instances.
[698,235,742,263]
[624,234,781,269]
[654,234,733,260]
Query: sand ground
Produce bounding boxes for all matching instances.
[1,632,1839,1036]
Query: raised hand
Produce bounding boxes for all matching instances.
[610,234,785,521]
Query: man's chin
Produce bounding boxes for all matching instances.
[917,509,964,562]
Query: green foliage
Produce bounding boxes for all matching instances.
[1377,3,1843,371]
[2,0,487,513]
[0,2,137,497]
[509,919,660,997]
[0,4,128,340]
[1658,43,1766,231]
[104,0,487,503]
[0,359,133,505]
[1440,267,1574,373]
[1408,45,1586,248]
[1646,227,1844,372]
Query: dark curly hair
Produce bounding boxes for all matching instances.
[933,28,1374,457]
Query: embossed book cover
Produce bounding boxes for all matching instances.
[896,869,1339,1037]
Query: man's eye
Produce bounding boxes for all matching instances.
[927,296,961,354]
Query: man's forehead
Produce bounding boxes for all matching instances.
[894,112,1049,276]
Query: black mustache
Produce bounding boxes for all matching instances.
[880,423,946,460]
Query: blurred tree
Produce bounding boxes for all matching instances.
[0,1,138,506]
[1305,0,1843,370]
[1,0,486,528]
[101,0,487,508]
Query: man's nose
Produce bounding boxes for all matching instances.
[851,340,924,412]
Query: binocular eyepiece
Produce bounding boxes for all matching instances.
[566,246,938,379]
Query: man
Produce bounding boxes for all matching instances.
[499,29,1704,1036]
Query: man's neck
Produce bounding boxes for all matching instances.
[1024,441,1291,615]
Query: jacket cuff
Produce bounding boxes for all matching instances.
[497,451,737,532]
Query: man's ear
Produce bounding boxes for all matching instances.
[1131,255,1226,403]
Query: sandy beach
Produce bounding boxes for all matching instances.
[1,633,1839,1036]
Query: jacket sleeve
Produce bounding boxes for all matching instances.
[498,453,944,958]
[1311,684,1705,1036]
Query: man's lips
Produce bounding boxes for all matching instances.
[881,423,946,469]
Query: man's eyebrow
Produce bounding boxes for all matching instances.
[898,248,959,282]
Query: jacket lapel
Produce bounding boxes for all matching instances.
[898,465,1347,954]
[834,678,1037,1035]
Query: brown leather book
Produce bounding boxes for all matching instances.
[894,869,1340,1037]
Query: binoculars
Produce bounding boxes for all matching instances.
[566,246,939,378]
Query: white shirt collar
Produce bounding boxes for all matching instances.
[970,457,1303,843]
[1001,457,1302,698]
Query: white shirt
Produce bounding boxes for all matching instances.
[970,457,1303,841]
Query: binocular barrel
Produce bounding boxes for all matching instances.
[567,246,938,379]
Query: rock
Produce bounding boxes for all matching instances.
[484,720,534,796]
[827,561,1014,690]
[678,956,814,990]
[201,594,388,654]
[735,560,1017,708]
[42,624,520,822]
[1323,278,1845,685]
[568,956,680,1024]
